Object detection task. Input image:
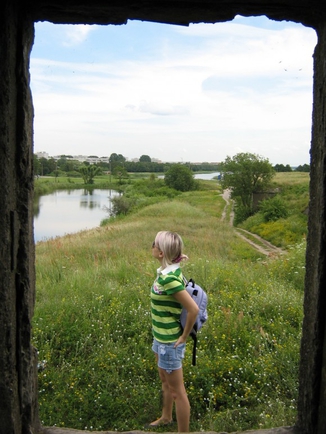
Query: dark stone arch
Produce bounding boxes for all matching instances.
[0,1,325,433]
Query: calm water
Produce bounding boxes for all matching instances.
[194,172,220,180]
[33,189,119,243]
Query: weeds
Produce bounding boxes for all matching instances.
[34,190,304,432]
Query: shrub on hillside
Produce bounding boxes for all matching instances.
[125,178,179,198]
[234,204,253,225]
[110,196,135,216]
[259,196,289,222]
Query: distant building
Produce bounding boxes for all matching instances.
[35,153,112,164]
[35,151,49,159]
[34,152,217,166]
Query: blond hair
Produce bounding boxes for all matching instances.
[154,231,188,269]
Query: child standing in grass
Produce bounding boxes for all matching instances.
[148,231,199,432]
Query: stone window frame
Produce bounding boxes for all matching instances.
[1,1,326,433]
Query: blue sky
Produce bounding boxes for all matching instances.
[30,16,317,165]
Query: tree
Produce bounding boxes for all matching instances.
[56,156,77,173]
[78,164,102,184]
[220,152,275,220]
[39,157,56,175]
[109,153,126,164]
[109,153,126,173]
[274,163,292,172]
[139,154,151,162]
[164,164,196,192]
[112,164,129,185]
[295,164,310,172]
[33,154,41,176]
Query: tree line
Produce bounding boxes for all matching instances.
[33,153,220,177]
[33,152,309,178]
[274,163,310,172]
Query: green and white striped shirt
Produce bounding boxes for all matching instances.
[151,264,185,343]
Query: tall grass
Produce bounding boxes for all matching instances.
[34,193,304,432]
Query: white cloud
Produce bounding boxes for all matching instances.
[63,24,95,47]
[31,19,317,165]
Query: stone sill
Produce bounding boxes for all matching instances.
[41,425,299,434]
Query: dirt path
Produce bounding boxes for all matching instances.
[221,188,234,226]
[221,190,284,257]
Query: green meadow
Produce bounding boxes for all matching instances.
[33,174,308,432]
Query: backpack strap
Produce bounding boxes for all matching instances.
[183,276,198,366]
[190,331,197,366]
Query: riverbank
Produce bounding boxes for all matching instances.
[34,175,120,196]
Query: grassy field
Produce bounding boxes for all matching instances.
[273,172,309,185]
[33,174,307,432]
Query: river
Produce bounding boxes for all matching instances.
[33,188,119,243]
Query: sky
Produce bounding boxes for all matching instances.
[30,16,317,166]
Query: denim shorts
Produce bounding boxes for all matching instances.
[152,338,186,373]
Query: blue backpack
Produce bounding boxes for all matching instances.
[180,278,208,366]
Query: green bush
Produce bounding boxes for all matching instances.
[259,196,289,222]
[234,204,253,225]
[110,196,135,216]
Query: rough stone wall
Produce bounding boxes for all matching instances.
[0,1,326,434]
[28,0,326,28]
[0,1,39,433]
[297,21,326,434]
